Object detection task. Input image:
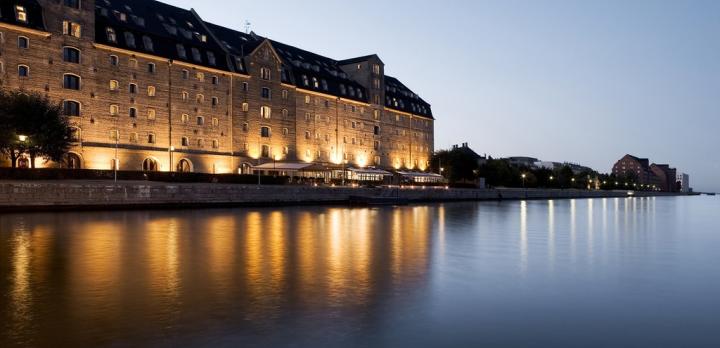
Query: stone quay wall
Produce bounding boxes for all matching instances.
[0,181,685,212]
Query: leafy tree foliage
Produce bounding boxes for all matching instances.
[0,91,72,168]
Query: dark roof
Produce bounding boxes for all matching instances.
[384,76,433,118]
[95,0,233,72]
[0,0,44,31]
[337,54,382,66]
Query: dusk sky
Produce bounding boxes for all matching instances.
[165,0,720,192]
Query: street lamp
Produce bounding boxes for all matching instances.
[18,135,28,143]
[521,173,527,188]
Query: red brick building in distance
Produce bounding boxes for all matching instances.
[612,154,678,192]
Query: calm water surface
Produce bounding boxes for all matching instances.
[1,197,719,347]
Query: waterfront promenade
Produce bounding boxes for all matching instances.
[0,181,686,211]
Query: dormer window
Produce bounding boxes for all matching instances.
[124,32,135,48]
[207,52,216,66]
[15,6,28,23]
[142,36,154,52]
[191,48,202,62]
[312,77,319,88]
[106,28,117,43]
[176,44,187,59]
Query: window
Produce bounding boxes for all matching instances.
[212,140,219,149]
[124,32,136,48]
[110,130,119,141]
[282,109,289,118]
[196,72,204,81]
[212,118,219,127]
[106,28,116,43]
[242,82,249,92]
[148,133,156,144]
[211,97,219,106]
[63,21,82,38]
[373,78,380,89]
[305,131,311,140]
[129,107,137,118]
[129,59,138,68]
[242,123,249,132]
[181,137,189,146]
[143,36,154,51]
[63,47,81,63]
[63,74,80,90]
[282,128,289,136]
[110,55,119,66]
[181,70,189,79]
[109,80,119,91]
[207,52,216,66]
[130,132,138,143]
[110,104,119,116]
[129,83,137,94]
[181,114,189,123]
[15,6,28,23]
[211,76,219,85]
[374,125,380,135]
[302,75,309,86]
[312,77,319,88]
[177,44,187,59]
[196,116,204,125]
[305,95,311,104]
[242,103,249,112]
[63,101,80,116]
[261,87,271,99]
[197,139,204,148]
[18,36,29,49]
[260,127,271,138]
[191,48,201,62]
[181,91,189,101]
[260,67,271,80]
[147,63,156,73]
[260,106,272,119]
[282,90,288,99]
[373,64,381,74]
[196,94,204,104]
[261,145,270,158]
[18,65,29,77]
[147,108,156,120]
[147,86,156,97]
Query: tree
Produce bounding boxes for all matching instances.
[0,91,72,168]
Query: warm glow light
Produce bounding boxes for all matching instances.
[18,135,28,142]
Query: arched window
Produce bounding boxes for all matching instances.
[142,158,158,172]
[66,152,82,169]
[18,36,29,49]
[260,106,271,119]
[124,32,136,48]
[63,47,81,63]
[63,100,80,116]
[177,159,192,173]
[260,126,270,138]
[109,80,119,91]
[106,28,116,43]
[147,86,156,97]
[142,36,154,51]
[63,74,80,90]
[18,65,29,77]
[69,127,81,143]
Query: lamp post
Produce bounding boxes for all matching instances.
[342,159,348,186]
[521,173,527,188]
[169,146,175,173]
[114,133,119,182]
[18,135,28,143]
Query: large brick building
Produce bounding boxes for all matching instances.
[612,154,679,192]
[0,0,435,174]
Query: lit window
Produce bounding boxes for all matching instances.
[130,133,138,143]
[106,28,116,43]
[242,103,249,112]
[212,140,219,149]
[181,114,189,123]
[147,109,156,120]
[109,80,119,90]
[147,86,156,97]
[110,130,119,141]
[260,67,271,80]
[282,90,288,99]
[63,21,82,38]
[181,91,189,101]
[260,106,272,119]
[15,6,28,23]
[212,118,219,127]
[305,95,311,104]
[196,94,204,104]
[110,104,119,115]
[196,72,204,81]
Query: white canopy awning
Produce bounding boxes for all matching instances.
[347,168,393,176]
[252,162,314,171]
[397,171,444,178]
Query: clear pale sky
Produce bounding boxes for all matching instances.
[165,0,720,192]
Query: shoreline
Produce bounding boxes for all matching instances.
[0,180,694,213]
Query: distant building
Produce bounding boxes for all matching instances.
[506,157,539,168]
[650,164,678,192]
[676,173,691,193]
[563,162,595,175]
[452,143,487,166]
[612,154,680,192]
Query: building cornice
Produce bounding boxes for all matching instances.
[0,22,52,38]
[385,107,434,121]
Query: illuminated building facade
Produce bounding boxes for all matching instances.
[0,0,434,173]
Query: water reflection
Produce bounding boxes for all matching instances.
[2,197,714,347]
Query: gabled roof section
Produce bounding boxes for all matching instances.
[384,76,433,119]
[0,0,45,31]
[95,0,233,72]
[338,54,383,66]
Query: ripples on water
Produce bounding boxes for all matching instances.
[1,197,719,347]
